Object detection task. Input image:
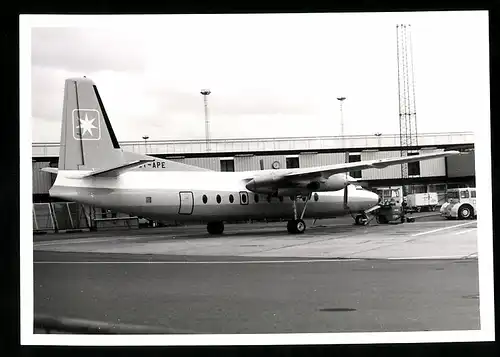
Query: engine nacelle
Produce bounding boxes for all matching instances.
[245,172,284,194]
[317,174,350,192]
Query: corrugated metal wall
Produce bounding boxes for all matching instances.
[32,161,56,194]
[259,155,288,170]
[419,148,446,177]
[299,153,345,167]
[235,156,259,172]
[183,157,220,170]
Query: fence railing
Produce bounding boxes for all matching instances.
[32,132,475,157]
[33,202,90,233]
[33,203,144,233]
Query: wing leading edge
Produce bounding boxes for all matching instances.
[283,150,462,180]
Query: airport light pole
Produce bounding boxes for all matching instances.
[375,132,382,148]
[201,89,211,152]
[142,135,149,154]
[337,97,347,163]
[337,97,349,210]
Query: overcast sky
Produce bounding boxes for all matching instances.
[28,11,489,143]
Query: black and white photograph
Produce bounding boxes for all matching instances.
[20,11,494,345]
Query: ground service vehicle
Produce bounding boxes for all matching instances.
[440,187,477,220]
[358,188,413,225]
[406,192,439,212]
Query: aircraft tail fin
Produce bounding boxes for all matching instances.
[58,77,150,171]
[57,77,213,174]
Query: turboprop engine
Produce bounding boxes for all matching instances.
[245,173,351,194]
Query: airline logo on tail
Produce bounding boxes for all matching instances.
[72,109,101,140]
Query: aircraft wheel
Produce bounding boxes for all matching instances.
[355,214,367,225]
[294,219,306,234]
[207,221,224,234]
[287,219,306,234]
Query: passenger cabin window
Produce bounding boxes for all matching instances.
[216,194,222,204]
[471,191,476,198]
[146,197,152,204]
[314,193,319,201]
[407,152,421,176]
[286,157,300,169]
[267,194,272,203]
[279,196,284,202]
[229,194,234,203]
[254,194,259,203]
[461,191,470,199]
[220,159,235,172]
[348,154,362,178]
[202,195,208,204]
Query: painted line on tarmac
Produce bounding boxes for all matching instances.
[411,221,476,237]
[33,258,362,264]
[453,228,477,235]
[386,255,476,260]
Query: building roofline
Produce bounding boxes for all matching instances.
[32,131,474,146]
[32,143,474,161]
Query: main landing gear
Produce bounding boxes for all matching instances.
[287,194,312,234]
[207,221,224,234]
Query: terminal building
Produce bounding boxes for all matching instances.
[31,131,475,232]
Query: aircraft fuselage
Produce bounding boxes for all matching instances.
[49,170,379,222]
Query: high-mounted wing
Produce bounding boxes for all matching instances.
[245,150,462,195]
[284,150,460,179]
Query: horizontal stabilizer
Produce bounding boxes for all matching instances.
[41,167,59,175]
[80,159,155,178]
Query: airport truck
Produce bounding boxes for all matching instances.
[405,192,439,212]
[359,187,414,225]
[440,187,477,220]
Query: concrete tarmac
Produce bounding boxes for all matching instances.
[34,217,478,260]
[33,216,480,334]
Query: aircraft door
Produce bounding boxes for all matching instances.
[178,191,194,215]
[239,191,249,205]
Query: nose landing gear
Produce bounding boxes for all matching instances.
[354,213,369,225]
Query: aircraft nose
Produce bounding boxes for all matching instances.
[366,190,380,206]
